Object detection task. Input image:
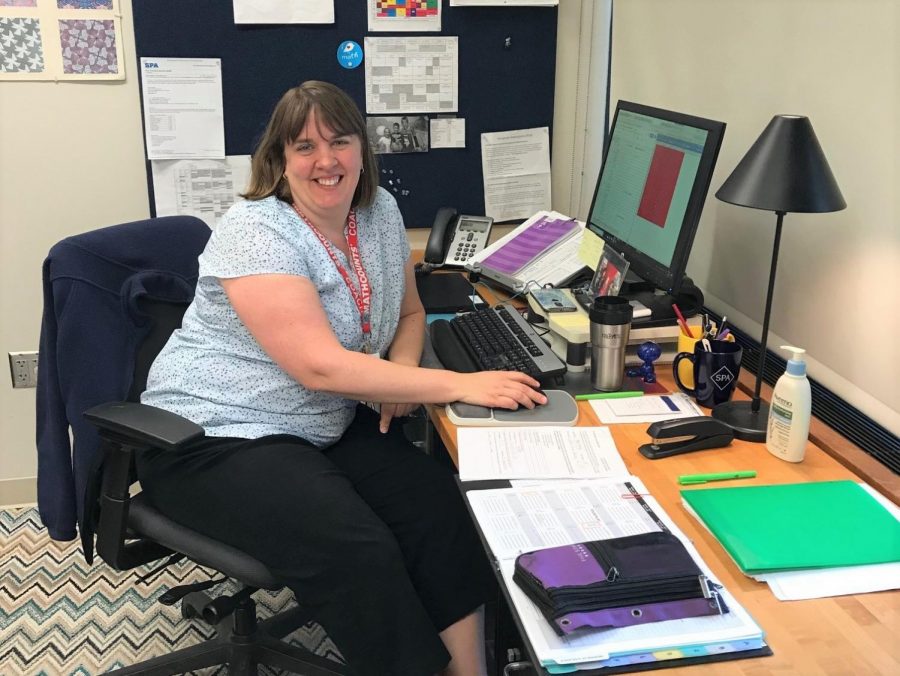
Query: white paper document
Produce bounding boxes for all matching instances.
[364,37,458,114]
[140,58,225,160]
[465,478,764,667]
[481,127,551,222]
[457,426,626,482]
[430,117,466,148]
[753,485,900,600]
[151,156,251,229]
[590,393,703,424]
[233,0,334,23]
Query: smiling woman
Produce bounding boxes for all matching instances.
[133,80,546,676]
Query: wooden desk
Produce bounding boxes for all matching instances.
[431,378,900,674]
[417,260,898,672]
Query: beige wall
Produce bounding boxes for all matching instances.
[610,0,899,432]
[0,0,148,501]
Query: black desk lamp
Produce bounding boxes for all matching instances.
[712,115,846,441]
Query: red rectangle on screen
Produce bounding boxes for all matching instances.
[637,145,684,227]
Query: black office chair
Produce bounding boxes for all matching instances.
[41,217,350,674]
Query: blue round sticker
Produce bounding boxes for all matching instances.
[337,41,363,70]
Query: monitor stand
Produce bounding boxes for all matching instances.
[619,271,704,326]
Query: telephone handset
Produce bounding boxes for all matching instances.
[424,207,493,269]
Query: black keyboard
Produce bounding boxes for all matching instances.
[430,303,567,383]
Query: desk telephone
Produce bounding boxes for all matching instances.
[424,207,493,269]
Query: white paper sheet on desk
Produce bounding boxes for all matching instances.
[465,478,763,665]
[753,485,900,600]
[590,393,702,424]
[457,426,626,482]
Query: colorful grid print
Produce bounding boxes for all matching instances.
[58,18,117,74]
[57,0,113,8]
[0,17,44,72]
[0,1,37,7]
[376,0,438,18]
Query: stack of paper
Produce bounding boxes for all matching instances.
[682,480,900,600]
[466,477,766,672]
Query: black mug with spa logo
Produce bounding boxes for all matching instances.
[673,340,743,408]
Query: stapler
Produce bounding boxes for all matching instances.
[638,416,734,459]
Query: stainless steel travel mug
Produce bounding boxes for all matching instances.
[589,296,633,391]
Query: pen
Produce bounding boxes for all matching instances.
[718,316,729,337]
[575,391,644,401]
[678,471,757,485]
[671,303,692,338]
[717,328,731,341]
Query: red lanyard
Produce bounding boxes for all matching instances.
[292,204,372,346]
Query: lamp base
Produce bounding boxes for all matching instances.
[712,400,770,442]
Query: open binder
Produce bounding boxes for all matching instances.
[467,210,587,292]
[461,477,771,674]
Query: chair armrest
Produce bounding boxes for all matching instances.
[84,401,204,450]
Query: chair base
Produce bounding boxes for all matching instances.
[108,597,350,676]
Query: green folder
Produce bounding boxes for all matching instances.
[681,480,900,574]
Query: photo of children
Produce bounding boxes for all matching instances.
[591,247,630,297]
[367,115,430,154]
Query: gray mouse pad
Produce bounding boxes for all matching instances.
[446,389,579,426]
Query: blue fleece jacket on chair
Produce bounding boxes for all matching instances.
[36,216,210,541]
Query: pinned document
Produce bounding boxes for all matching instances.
[481,127,551,222]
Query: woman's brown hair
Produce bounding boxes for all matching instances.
[242,81,379,208]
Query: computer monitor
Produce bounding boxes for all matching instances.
[585,101,725,295]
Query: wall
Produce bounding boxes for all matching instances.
[610,0,899,433]
[0,0,148,504]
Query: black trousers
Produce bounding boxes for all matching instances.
[135,404,493,676]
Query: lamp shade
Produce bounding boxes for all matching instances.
[716,115,846,213]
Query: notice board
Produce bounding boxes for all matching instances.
[132,1,558,229]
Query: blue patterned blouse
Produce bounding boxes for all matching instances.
[141,188,409,446]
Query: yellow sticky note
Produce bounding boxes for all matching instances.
[577,228,604,269]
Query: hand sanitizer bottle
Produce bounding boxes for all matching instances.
[766,346,811,462]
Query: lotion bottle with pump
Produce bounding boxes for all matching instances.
[766,346,811,462]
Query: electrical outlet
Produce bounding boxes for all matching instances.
[9,351,39,389]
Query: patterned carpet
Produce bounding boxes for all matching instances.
[0,506,342,675]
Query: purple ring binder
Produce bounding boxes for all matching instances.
[514,531,729,636]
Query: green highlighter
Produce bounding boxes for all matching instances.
[678,471,757,485]
[574,391,644,401]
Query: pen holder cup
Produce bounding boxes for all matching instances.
[673,340,743,408]
[675,330,734,389]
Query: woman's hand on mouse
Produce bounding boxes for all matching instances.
[454,371,546,410]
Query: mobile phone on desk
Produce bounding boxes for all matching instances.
[530,288,578,313]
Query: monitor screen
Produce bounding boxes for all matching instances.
[585,101,725,293]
